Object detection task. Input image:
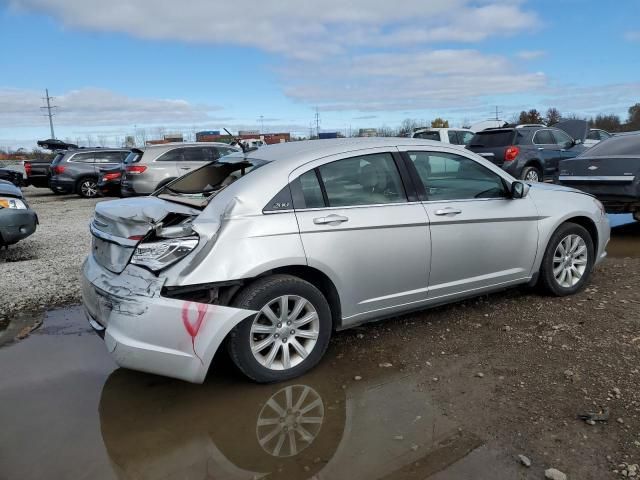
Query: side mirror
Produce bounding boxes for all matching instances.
[510,181,529,199]
[572,138,582,146]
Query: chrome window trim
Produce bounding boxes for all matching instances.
[532,129,553,145]
[67,150,128,164]
[558,175,635,182]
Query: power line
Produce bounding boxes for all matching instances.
[40,88,57,139]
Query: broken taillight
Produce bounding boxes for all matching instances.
[125,165,147,175]
[102,172,121,181]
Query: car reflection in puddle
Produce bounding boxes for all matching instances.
[100,360,493,480]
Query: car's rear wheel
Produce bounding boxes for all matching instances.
[521,166,542,182]
[227,275,332,383]
[538,222,594,296]
[77,177,99,198]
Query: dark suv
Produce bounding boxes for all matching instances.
[49,148,130,198]
[466,122,587,182]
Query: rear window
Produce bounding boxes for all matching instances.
[155,157,268,208]
[50,153,65,166]
[469,130,516,147]
[413,131,440,141]
[124,151,142,164]
[582,134,640,157]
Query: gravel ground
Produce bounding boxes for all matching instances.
[0,186,108,317]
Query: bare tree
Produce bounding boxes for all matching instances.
[590,114,622,132]
[97,135,107,147]
[85,135,94,147]
[545,108,561,126]
[398,118,421,136]
[627,103,640,130]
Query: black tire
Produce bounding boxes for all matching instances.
[520,165,542,182]
[77,176,99,198]
[538,222,594,296]
[227,274,332,383]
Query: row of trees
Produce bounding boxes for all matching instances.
[516,103,640,132]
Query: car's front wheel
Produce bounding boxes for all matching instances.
[538,222,594,296]
[227,275,332,383]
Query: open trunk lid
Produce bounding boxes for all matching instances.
[553,120,589,143]
[91,197,200,273]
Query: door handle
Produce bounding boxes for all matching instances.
[179,167,190,170]
[313,214,349,225]
[434,207,462,216]
[537,147,544,151]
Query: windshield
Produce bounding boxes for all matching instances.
[50,152,65,166]
[413,131,440,141]
[155,156,268,208]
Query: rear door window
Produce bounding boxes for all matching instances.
[95,151,127,163]
[533,130,555,145]
[447,131,459,144]
[181,147,212,162]
[71,152,95,163]
[317,153,407,207]
[157,148,185,162]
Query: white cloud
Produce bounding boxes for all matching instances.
[282,50,547,112]
[8,0,540,59]
[516,50,545,60]
[624,31,640,42]
[0,87,225,128]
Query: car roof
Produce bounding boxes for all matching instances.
[143,142,234,150]
[65,148,130,154]
[225,137,450,168]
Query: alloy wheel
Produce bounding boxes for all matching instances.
[552,234,588,288]
[256,384,324,457]
[525,169,540,182]
[250,295,320,371]
[81,180,98,198]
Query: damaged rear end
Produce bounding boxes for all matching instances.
[82,158,265,383]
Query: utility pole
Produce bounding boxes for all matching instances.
[41,88,57,139]
[259,115,265,134]
[492,106,502,121]
[314,107,321,138]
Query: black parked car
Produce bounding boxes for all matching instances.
[558,131,640,220]
[49,148,130,198]
[466,120,588,182]
[0,180,38,246]
[0,168,23,187]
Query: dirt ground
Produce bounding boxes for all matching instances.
[0,187,639,479]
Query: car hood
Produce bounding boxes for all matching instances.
[528,181,588,196]
[553,120,589,142]
[0,180,22,198]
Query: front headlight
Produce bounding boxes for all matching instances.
[131,236,199,271]
[0,197,27,209]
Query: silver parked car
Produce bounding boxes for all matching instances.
[121,142,241,196]
[82,138,610,383]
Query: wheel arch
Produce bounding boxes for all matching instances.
[258,265,343,330]
[563,215,599,251]
[523,158,544,174]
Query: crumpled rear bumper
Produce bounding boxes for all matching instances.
[81,255,256,383]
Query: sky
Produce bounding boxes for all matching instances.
[1,0,639,149]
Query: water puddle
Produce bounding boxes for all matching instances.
[608,214,639,258]
[0,307,525,479]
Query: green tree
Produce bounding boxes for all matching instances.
[518,109,544,124]
[431,117,449,128]
[627,103,640,130]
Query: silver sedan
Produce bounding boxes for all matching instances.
[82,138,610,383]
